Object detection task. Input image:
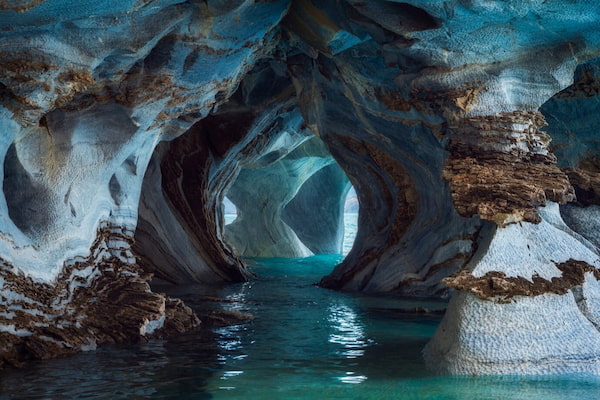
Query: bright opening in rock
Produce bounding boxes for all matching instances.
[223,136,357,260]
[223,197,237,225]
[342,187,359,256]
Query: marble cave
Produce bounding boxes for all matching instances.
[2,0,600,396]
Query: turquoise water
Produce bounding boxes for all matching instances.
[2,216,600,399]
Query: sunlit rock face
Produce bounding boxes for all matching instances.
[2,0,600,376]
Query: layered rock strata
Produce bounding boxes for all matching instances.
[1,0,600,376]
[280,0,600,374]
[0,0,289,364]
[0,224,198,368]
[286,3,483,296]
[134,60,312,281]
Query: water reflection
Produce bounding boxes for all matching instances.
[0,330,219,400]
[338,372,368,384]
[327,302,372,360]
[4,255,600,399]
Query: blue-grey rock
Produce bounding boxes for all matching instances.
[225,135,335,258]
[0,0,290,365]
[282,163,351,255]
[1,0,600,376]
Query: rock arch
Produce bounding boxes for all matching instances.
[1,0,600,376]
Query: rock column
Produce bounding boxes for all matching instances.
[424,68,600,373]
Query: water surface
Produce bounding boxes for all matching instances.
[2,215,600,399]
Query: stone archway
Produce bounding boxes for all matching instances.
[224,135,351,259]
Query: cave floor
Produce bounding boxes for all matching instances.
[1,255,600,399]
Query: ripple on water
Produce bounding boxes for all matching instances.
[2,252,600,398]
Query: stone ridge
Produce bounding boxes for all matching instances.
[443,259,600,303]
[444,111,575,225]
[0,224,198,368]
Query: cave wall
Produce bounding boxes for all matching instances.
[225,134,336,258]
[283,0,600,373]
[1,0,600,375]
[0,0,290,366]
[282,163,351,255]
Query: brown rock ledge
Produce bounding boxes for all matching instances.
[444,111,575,225]
[0,226,200,368]
[443,259,599,303]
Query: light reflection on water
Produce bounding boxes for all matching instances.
[196,254,441,399]
[327,302,371,359]
[1,224,600,398]
[338,372,368,384]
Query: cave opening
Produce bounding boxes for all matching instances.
[342,186,359,256]
[222,138,358,263]
[223,196,237,222]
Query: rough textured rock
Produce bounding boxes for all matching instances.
[424,290,600,375]
[2,0,600,376]
[424,203,600,374]
[444,259,600,303]
[134,61,308,281]
[284,5,483,296]
[0,0,289,364]
[0,225,199,368]
[444,112,575,225]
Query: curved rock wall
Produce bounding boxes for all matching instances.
[282,163,351,255]
[284,5,484,296]
[135,95,306,281]
[225,134,335,258]
[283,0,600,373]
[1,0,600,375]
[0,0,290,365]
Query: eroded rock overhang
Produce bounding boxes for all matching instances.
[0,0,600,375]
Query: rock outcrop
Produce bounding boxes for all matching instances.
[0,0,289,364]
[2,0,600,375]
[424,204,600,374]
